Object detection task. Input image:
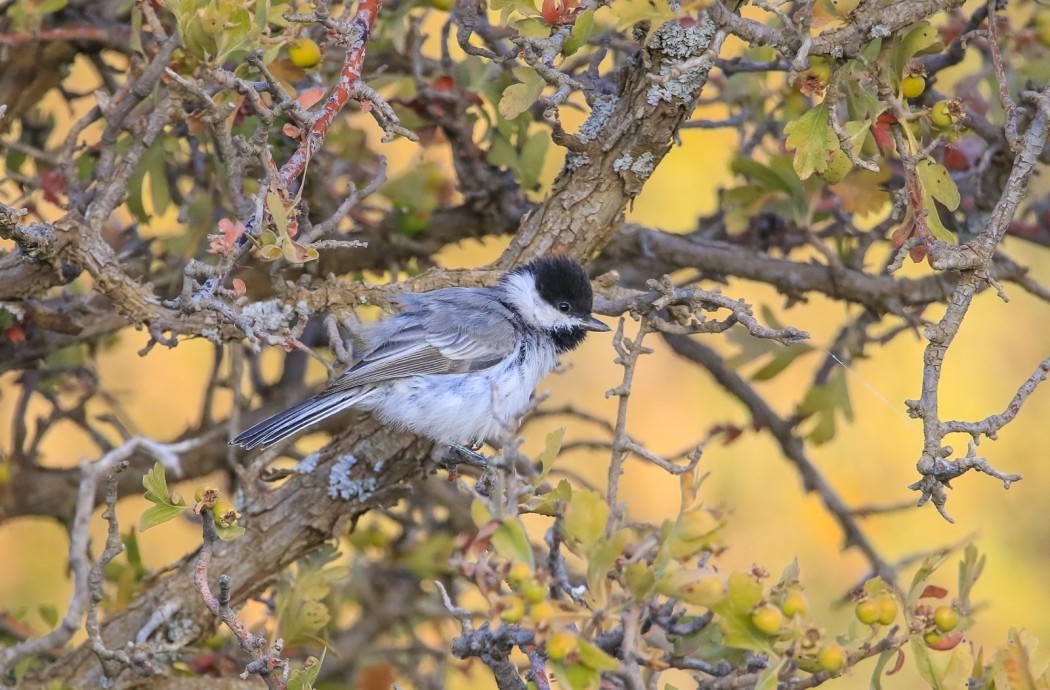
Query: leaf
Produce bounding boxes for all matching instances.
[288,650,326,690]
[563,489,609,552]
[520,478,572,515]
[140,503,187,531]
[563,9,595,55]
[612,0,676,44]
[518,130,549,190]
[513,17,551,37]
[492,517,535,569]
[751,344,813,381]
[830,165,891,217]
[38,604,58,629]
[215,522,246,542]
[267,191,289,233]
[871,647,902,690]
[550,661,600,690]
[537,427,564,482]
[498,67,545,120]
[281,237,319,264]
[892,23,944,82]
[784,100,837,180]
[911,639,944,690]
[754,658,786,690]
[915,159,960,243]
[711,572,774,653]
[36,0,67,14]
[586,528,628,596]
[489,0,536,22]
[577,638,620,671]
[142,462,174,505]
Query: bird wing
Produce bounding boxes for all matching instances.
[321,288,519,396]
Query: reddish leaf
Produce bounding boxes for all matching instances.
[871,112,897,156]
[887,648,906,675]
[232,278,247,295]
[541,0,561,24]
[208,218,245,255]
[5,324,26,343]
[296,86,326,109]
[926,631,964,651]
[909,243,927,263]
[41,169,65,205]
[920,584,949,599]
[430,75,455,92]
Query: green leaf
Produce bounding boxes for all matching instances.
[577,638,620,671]
[915,159,960,243]
[36,0,67,14]
[512,17,551,37]
[489,0,536,22]
[562,488,609,552]
[498,67,545,120]
[784,100,837,180]
[731,157,801,197]
[520,478,572,516]
[288,650,326,690]
[892,23,944,84]
[711,573,773,653]
[518,130,549,190]
[586,528,628,596]
[911,639,945,690]
[754,658,785,690]
[751,344,813,381]
[550,661,600,690]
[215,522,246,542]
[870,646,900,690]
[267,191,289,234]
[537,427,564,482]
[492,517,535,569]
[612,0,676,44]
[38,604,58,629]
[142,462,173,505]
[563,9,595,55]
[140,503,187,531]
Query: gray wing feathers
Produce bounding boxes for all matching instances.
[230,388,375,449]
[230,286,518,449]
[327,287,518,394]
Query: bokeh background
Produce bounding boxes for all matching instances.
[2,7,1050,687]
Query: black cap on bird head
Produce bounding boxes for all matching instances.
[516,255,595,318]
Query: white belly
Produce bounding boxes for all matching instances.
[363,343,557,446]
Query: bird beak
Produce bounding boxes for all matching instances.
[582,315,611,332]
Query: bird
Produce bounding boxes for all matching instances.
[229,256,610,456]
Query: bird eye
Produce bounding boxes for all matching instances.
[558,302,571,313]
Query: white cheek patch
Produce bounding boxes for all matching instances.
[503,273,578,330]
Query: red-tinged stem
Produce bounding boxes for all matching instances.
[278,0,382,188]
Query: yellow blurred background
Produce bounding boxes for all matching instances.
[3,10,1050,688]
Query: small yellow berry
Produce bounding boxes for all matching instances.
[817,644,847,673]
[781,590,808,618]
[933,606,959,632]
[930,100,955,129]
[546,631,577,661]
[288,38,322,69]
[751,605,783,636]
[876,595,899,625]
[855,599,881,625]
[212,500,239,527]
[902,75,926,99]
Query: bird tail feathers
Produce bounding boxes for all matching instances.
[229,389,374,450]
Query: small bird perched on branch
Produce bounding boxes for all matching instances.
[230,256,610,459]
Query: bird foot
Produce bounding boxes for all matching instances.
[447,444,490,469]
